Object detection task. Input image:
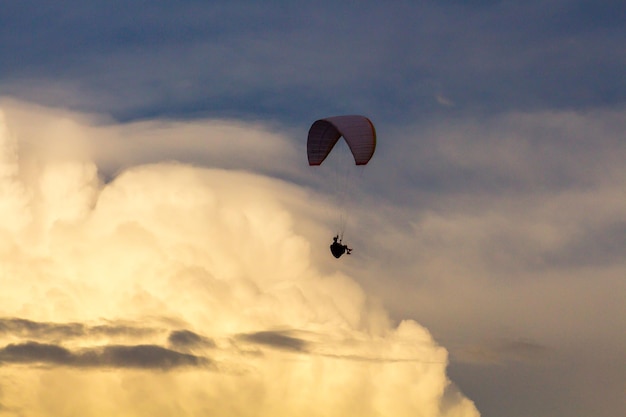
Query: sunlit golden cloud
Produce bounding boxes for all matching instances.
[0,99,478,416]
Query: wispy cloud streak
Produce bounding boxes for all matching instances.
[0,341,209,370]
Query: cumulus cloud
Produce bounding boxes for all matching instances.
[0,99,478,416]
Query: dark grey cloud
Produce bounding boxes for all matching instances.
[0,317,161,342]
[0,341,208,370]
[94,344,208,369]
[238,330,309,352]
[0,318,212,369]
[0,341,73,365]
[168,329,216,349]
[0,318,84,340]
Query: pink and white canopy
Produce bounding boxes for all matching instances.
[307,115,376,166]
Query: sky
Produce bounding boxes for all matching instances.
[1,1,625,416]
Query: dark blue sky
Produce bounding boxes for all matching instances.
[2,0,624,124]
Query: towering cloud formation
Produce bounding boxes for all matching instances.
[0,100,478,417]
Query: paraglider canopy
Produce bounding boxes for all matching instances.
[307,115,376,166]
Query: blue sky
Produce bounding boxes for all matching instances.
[1,1,625,417]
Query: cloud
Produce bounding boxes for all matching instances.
[0,317,163,343]
[93,344,208,369]
[0,317,84,339]
[451,338,551,365]
[3,98,623,417]
[0,98,478,416]
[343,106,626,417]
[238,330,309,352]
[168,330,215,349]
[0,341,207,370]
[1,341,72,365]
[0,97,304,184]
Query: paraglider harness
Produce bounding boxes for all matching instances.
[330,235,352,258]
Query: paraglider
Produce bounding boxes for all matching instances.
[307,115,376,258]
[330,235,352,258]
